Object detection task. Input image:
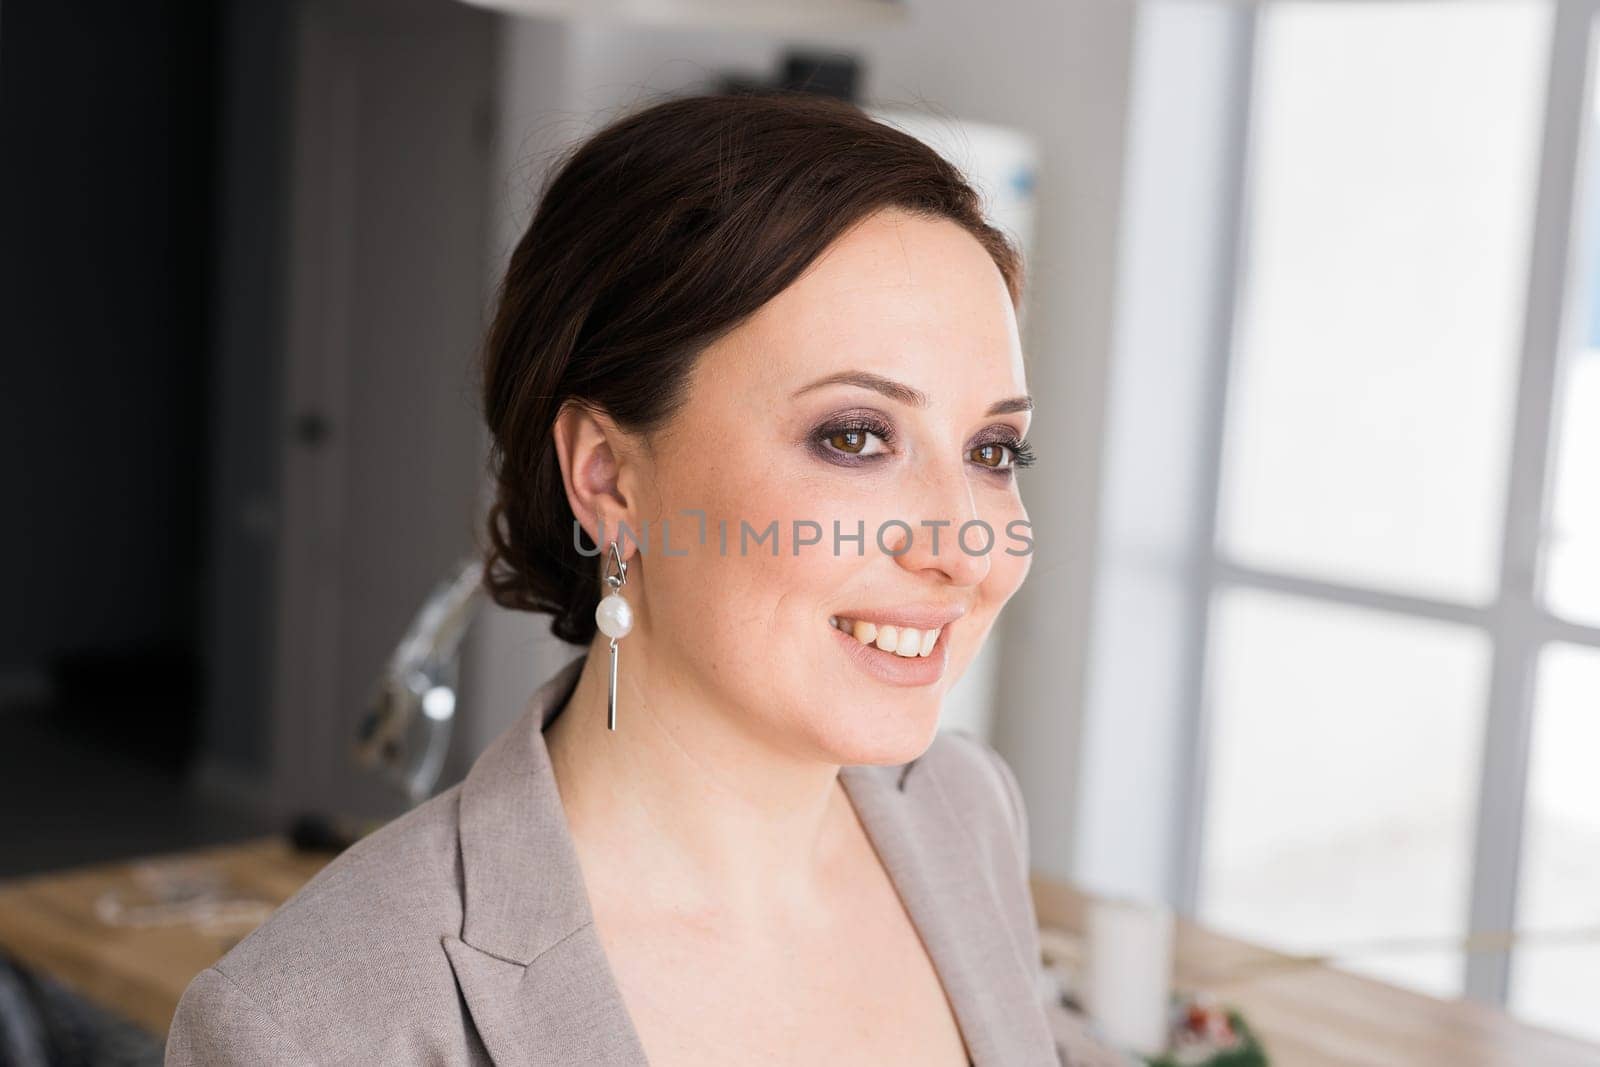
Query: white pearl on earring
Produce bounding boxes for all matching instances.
[595,592,633,639]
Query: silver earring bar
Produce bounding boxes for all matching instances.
[597,540,630,731]
[608,637,619,731]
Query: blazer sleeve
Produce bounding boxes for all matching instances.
[979,744,1138,1067]
[165,966,316,1066]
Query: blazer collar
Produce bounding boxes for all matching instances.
[443,654,1056,1066]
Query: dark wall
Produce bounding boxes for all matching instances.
[198,0,294,777]
[0,2,222,769]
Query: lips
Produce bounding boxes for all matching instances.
[826,613,953,687]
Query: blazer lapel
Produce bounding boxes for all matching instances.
[839,759,1061,1067]
[445,655,650,1066]
[443,927,646,1066]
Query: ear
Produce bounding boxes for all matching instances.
[552,400,641,557]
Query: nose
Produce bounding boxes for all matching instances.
[884,454,992,588]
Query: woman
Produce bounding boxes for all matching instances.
[167,92,1129,1066]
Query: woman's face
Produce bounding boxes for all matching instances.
[619,207,1033,765]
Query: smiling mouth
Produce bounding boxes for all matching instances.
[828,615,942,658]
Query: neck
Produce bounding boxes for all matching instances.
[543,636,857,925]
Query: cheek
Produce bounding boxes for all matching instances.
[643,454,837,656]
[982,539,1032,609]
[968,480,1030,581]
[986,496,1033,597]
[950,496,1031,654]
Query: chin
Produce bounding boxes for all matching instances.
[803,689,947,768]
[788,620,977,765]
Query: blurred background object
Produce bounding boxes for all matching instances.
[353,557,485,806]
[455,0,909,32]
[3,0,1600,1059]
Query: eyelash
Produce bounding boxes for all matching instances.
[811,415,1037,474]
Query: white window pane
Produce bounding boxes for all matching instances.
[1544,41,1600,628]
[1511,644,1600,1041]
[1544,76,1600,625]
[1219,2,1550,603]
[1545,350,1600,625]
[1198,586,1490,998]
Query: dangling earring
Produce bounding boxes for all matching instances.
[594,539,632,731]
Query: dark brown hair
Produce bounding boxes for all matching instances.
[479,91,1025,645]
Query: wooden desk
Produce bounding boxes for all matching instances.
[1031,875,1600,1067]
[1,838,1595,1065]
[0,838,332,1036]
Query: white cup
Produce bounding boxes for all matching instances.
[1082,895,1175,1056]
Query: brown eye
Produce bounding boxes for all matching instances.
[971,443,1012,468]
[830,429,869,454]
[810,415,894,465]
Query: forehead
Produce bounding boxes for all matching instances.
[702,209,1026,398]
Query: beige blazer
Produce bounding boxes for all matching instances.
[166,654,1128,1066]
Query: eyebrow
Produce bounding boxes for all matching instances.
[792,370,1033,417]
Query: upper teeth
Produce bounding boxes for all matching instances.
[829,616,941,658]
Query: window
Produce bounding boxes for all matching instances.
[1184,0,1600,1037]
[1512,644,1600,1038]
